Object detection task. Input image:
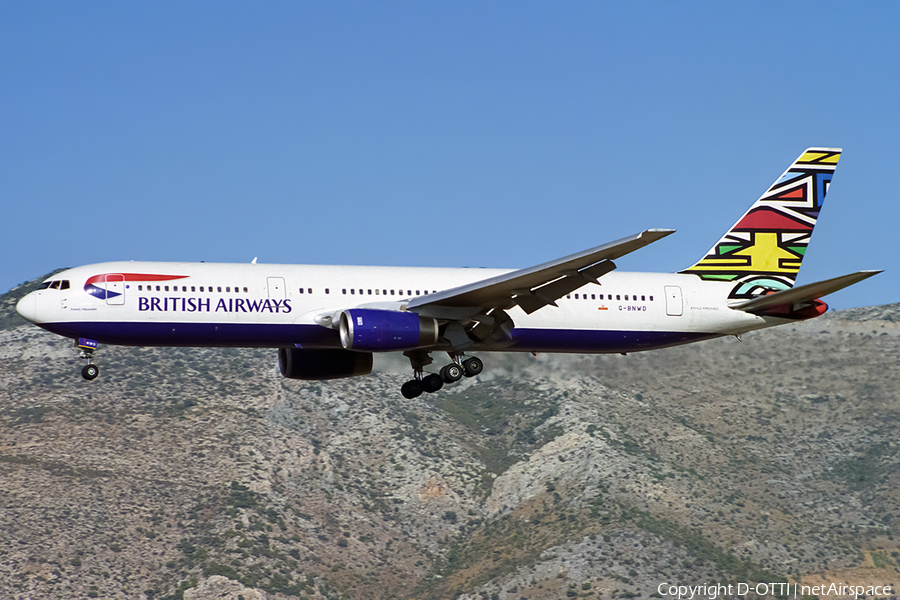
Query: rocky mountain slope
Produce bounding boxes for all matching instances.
[1,279,898,600]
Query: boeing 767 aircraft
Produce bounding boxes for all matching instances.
[17,148,880,398]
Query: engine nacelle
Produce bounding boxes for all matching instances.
[339,309,439,352]
[278,348,373,380]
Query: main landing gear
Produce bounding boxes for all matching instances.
[76,338,100,381]
[400,351,483,399]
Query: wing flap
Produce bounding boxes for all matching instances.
[515,260,617,314]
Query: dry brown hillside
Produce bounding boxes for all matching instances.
[1,279,898,600]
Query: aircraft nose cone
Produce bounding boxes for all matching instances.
[16,293,38,323]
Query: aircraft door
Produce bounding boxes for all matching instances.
[106,274,125,305]
[267,277,286,300]
[664,285,683,316]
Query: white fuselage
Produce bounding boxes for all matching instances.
[18,261,784,354]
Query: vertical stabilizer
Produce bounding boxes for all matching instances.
[680,148,841,299]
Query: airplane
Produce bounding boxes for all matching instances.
[16,148,880,399]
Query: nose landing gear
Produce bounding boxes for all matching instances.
[400,351,483,399]
[76,338,100,381]
[82,363,100,380]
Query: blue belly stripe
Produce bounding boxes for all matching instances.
[37,321,721,353]
[38,321,341,348]
[508,328,720,353]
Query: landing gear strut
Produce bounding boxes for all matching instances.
[400,351,483,399]
[76,338,100,381]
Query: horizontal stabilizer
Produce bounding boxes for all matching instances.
[728,270,882,312]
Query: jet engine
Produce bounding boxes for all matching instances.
[278,348,373,380]
[338,309,439,352]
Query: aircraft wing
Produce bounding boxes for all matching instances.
[728,270,882,313]
[407,229,675,318]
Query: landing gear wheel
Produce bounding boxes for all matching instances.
[422,373,443,393]
[82,364,100,381]
[401,379,423,399]
[440,363,463,383]
[463,356,483,378]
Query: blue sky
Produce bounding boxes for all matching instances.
[2,2,898,310]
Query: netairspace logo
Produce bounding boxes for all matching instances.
[657,581,893,599]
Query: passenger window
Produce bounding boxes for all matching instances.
[299,288,304,294]
[649,295,654,302]
[616,295,621,300]
[642,295,646,301]
[217,287,222,293]
[390,290,395,295]
[325,288,330,294]
[351,289,355,295]
[308,288,312,294]
[192,286,196,292]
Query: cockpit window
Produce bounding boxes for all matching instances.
[40,280,70,290]
[60,280,70,290]
[50,281,61,290]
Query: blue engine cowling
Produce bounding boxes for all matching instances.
[339,309,439,352]
[278,348,373,380]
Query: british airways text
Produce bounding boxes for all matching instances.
[138,297,292,314]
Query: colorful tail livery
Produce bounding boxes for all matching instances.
[680,148,840,299]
